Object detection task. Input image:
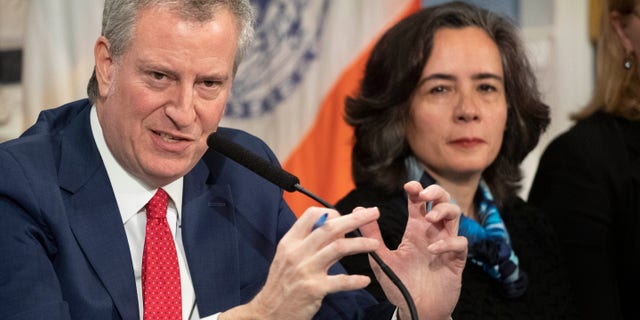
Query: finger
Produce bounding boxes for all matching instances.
[309,236,380,271]
[420,184,451,205]
[325,273,371,294]
[307,207,379,246]
[358,219,382,242]
[354,207,383,240]
[281,207,379,266]
[284,207,338,241]
[403,181,424,202]
[404,181,450,204]
[404,181,430,220]
[426,202,461,224]
[404,182,454,221]
[349,207,369,235]
[427,236,469,256]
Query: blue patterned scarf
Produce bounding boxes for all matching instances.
[406,156,528,298]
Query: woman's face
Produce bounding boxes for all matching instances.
[406,26,507,183]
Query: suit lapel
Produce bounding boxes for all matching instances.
[181,161,240,317]
[59,105,139,320]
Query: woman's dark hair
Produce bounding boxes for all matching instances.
[346,1,549,206]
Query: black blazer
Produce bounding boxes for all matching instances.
[529,111,640,320]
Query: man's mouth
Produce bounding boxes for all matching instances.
[154,130,190,143]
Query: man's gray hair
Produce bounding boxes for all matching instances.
[86,0,255,102]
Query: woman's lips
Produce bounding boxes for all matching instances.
[449,137,485,148]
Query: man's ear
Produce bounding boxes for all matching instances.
[94,36,114,98]
[610,11,634,54]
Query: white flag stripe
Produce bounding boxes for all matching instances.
[221,0,415,161]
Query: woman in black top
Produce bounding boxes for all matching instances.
[336,2,577,318]
[529,0,640,319]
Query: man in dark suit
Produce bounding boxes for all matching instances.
[0,1,467,319]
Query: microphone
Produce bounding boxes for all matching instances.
[207,132,345,212]
[207,132,418,320]
[207,132,300,192]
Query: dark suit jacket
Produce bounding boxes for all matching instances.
[0,99,394,320]
[529,111,640,320]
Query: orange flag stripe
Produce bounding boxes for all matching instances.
[283,0,421,217]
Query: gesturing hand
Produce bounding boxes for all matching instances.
[220,206,383,320]
[360,182,468,320]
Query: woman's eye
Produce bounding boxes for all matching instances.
[479,84,497,92]
[430,86,447,94]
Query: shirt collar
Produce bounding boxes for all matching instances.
[90,105,183,224]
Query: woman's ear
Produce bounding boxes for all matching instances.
[610,11,634,54]
[94,36,114,98]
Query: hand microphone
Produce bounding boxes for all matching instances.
[207,132,418,320]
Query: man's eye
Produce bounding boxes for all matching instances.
[151,72,166,80]
[203,80,217,87]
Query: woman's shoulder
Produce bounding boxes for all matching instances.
[555,111,625,145]
[502,196,547,222]
[537,111,627,172]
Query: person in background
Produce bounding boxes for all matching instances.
[0,0,468,319]
[529,0,640,319]
[336,1,577,319]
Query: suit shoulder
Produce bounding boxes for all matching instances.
[21,99,92,138]
[1,99,91,158]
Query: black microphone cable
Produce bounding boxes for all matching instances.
[207,132,418,320]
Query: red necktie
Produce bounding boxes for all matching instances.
[142,188,182,319]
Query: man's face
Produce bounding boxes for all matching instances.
[94,6,238,187]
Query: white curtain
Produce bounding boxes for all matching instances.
[21,0,103,127]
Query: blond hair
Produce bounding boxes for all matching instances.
[575,0,640,120]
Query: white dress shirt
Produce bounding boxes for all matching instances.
[90,106,219,320]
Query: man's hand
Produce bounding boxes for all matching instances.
[361,182,468,320]
[220,206,382,320]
